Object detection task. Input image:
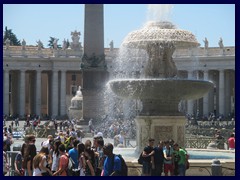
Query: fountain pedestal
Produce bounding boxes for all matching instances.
[135,116,186,153]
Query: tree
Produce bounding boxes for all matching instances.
[3,26,21,46]
[48,36,61,49]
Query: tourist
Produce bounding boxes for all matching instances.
[78,143,86,176]
[228,133,235,150]
[151,140,164,176]
[51,140,62,174]
[114,130,125,147]
[173,143,187,176]
[14,146,24,176]
[102,143,121,176]
[42,135,54,151]
[163,140,174,176]
[93,136,104,176]
[23,143,37,176]
[215,130,225,149]
[32,153,43,176]
[52,144,68,176]
[88,119,94,133]
[39,146,52,176]
[3,139,9,176]
[84,147,96,176]
[141,138,155,176]
[68,139,80,175]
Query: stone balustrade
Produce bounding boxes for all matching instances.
[3,46,83,58]
[3,46,235,58]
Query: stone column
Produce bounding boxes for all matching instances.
[187,70,194,115]
[35,70,42,116]
[60,70,66,116]
[225,71,231,116]
[219,69,225,115]
[3,69,9,116]
[203,70,209,116]
[81,4,109,126]
[51,70,59,118]
[19,70,26,117]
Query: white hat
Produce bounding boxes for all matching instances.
[96,132,103,137]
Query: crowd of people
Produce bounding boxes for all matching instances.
[3,130,126,176]
[139,138,189,176]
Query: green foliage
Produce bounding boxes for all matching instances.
[3,26,21,46]
[48,36,61,48]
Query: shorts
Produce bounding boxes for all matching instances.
[142,161,151,175]
[164,163,173,174]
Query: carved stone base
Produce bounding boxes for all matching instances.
[135,116,186,153]
[68,109,82,120]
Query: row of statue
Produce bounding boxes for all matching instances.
[5,36,224,50]
[203,37,224,49]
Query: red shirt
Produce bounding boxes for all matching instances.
[228,137,235,149]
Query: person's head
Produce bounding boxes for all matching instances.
[39,146,49,155]
[58,144,66,154]
[230,133,235,138]
[85,139,92,149]
[26,134,36,144]
[103,143,114,156]
[48,135,53,142]
[77,143,85,154]
[158,140,164,148]
[97,138,104,147]
[164,140,170,148]
[169,139,175,146]
[53,140,62,154]
[148,138,155,146]
[173,143,179,151]
[73,139,80,148]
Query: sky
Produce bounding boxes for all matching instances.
[3,4,235,48]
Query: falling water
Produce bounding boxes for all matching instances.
[146,4,174,22]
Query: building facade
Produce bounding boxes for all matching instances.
[3,43,235,119]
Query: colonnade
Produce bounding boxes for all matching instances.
[3,69,68,118]
[185,69,235,117]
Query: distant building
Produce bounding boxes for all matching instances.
[3,44,235,119]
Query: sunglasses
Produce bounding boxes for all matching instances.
[32,139,36,142]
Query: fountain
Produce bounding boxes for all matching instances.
[108,21,214,153]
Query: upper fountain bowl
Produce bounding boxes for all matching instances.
[121,21,200,49]
[108,78,214,101]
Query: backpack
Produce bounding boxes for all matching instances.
[138,152,143,165]
[112,154,128,176]
[65,155,75,176]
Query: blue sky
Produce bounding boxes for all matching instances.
[3,4,235,48]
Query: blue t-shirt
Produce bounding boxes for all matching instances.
[68,148,79,169]
[103,155,121,176]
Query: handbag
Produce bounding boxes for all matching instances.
[138,153,144,165]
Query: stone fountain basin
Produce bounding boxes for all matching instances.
[108,78,214,101]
